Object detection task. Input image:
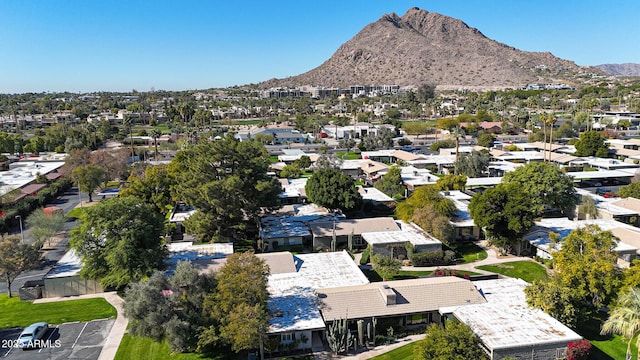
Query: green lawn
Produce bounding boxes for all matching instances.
[115,334,243,360]
[362,269,481,282]
[452,242,488,264]
[66,207,86,219]
[0,295,116,328]
[576,314,638,360]
[336,151,360,160]
[370,342,416,360]
[476,261,548,283]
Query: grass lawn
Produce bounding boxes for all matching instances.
[476,261,548,283]
[66,207,86,219]
[370,342,416,360]
[336,151,360,160]
[362,269,481,282]
[452,242,488,264]
[115,334,247,360]
[576,314,638,360]
[0,294,116,328]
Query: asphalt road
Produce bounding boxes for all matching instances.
[0,319,114,360]
[0,187,88,296]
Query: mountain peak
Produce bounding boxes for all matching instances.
[261,8,604,90]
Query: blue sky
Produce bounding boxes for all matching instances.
[0,0,638,94]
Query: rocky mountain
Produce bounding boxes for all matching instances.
[596,63,640,77]
[261,7,605,90]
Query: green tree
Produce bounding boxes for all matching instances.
[71,163,107,202]
[201,252,269,353]
[371,254,402,281]
[618,182,640,199]
[469,182,537,254]
[574,130,609,157]
[0,235,41,297]
[502,161,578,215]
[396,185,456,221]
[429,139,456,152]
[279,163,302,178]
[25,208,65,247]
[120,164,175,215]
[411,204,456,246]
[170,134,282,242]
[124,261,216,353]
[577,195,598,219]
[70,197,167,289]
[454,150,490,178]
[149,128,161,160]
[414,320,488,360]
[305,168,362,211]
[526,225,622,327]
[477,133,496,148]
[601,287,640,360]
[374,166,405,198]
[434,174,467,191]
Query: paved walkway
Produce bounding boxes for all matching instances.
[33,291,127,360]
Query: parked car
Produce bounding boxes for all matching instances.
[17,322,48,349]
[595,188,612,196]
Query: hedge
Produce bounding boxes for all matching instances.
[410,250,456,267]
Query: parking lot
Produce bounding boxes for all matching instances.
[0,319,114,360]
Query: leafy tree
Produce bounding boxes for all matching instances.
[120,164,175,215]
[412,204,456,246]
[305,168,362,211]
[279,163,302,178]
[374,166,405,198]
[436,117,459,131]
[414,320,488,360]
[435,174,467,191]
[429,139,456,152]
[600,287,640,360]
[61,148,92,176]
[502,161,578,215]
[71,164,107,202]
[371,254,402,281]
[358,127,395,151]
[125,261,216,353]
[396,185,456,221]
[170,135,282,242]
[0,235,41,297]
[25,208,65,247]
[70,197,166,289]
[526,225,622,327]
[201,252,269,353]
[469,182,537,254]
[574,130,609,157]
[455,150,490,178]
[618,182,640,199]
[577,195,598,219]
[293,155,311,169]
[622,259,640,293]
[477,133,496,148]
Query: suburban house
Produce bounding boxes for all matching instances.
[235,125,313,144]
[440,190,482,241]
[309,217,400,250]
[523,218,640,267]
[278,178,308,205]
[452,278,582,360]
[262,251,370,352]
[361,220,442,258]
[317,277,487,332]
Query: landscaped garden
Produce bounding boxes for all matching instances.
[451,242,488,264]
[476,260,549,283]
[369,341,416,360]
[0,294,116,328]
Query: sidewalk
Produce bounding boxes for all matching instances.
[33,291,127,360]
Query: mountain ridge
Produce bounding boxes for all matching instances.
[260,7,607,90]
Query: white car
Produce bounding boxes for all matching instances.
[17,322,48,349]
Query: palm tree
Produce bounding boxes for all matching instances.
[149,128,161,160]
[601,288,640,360]
[122,115,134,161]
[449,126,466,161]
[546,113,558,162]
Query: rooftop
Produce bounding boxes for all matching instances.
[361,221,441,247]
[453,278,582,351]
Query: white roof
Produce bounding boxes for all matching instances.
[0,161,65,197]
[362,221,441,247]
[441,190,476,227]
[267,251,369,333]
[453,278,582,351]
[45,249,83,278]
[466,177,503,187]
[279,178,308,199]
[401,166,439,187]
[358,186,394,202]
[574,188,637,216]
[569,169,634,180]
[167,242,234,262]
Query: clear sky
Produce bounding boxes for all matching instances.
[1,0,638,94]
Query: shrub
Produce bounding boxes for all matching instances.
[360,247,370,265]
[410,250,455,267]
[567,339,592,360]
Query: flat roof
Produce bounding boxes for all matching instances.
[45,249,83,278]
[362,221,441,247]
[309,217,401,238]
[318,277,486,322]
[453,278,582,351]
[0,161,65,197]
[357,186,394,202]
[267,251,369,333]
